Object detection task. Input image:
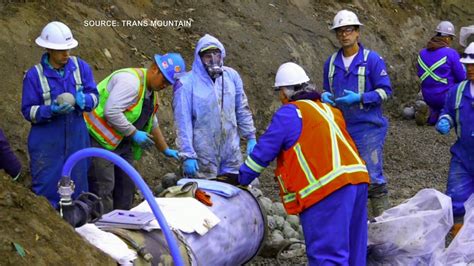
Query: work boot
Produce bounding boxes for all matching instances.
[450,223,463,238]
[414,100,429,126]
[370,194,390,218]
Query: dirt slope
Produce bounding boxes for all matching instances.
[0,0,472,264]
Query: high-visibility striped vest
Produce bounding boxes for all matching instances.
[84,68,158,160]
[328,49,389,109]
[454,80,468,138]
[274,100,369,215]
[31,56,84,123]
[418,55,448,84]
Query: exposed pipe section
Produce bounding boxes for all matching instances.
[61,147,184,266]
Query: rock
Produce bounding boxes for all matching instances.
[402,106,415,120]
[260,197,273,214]
[286,215,300,230]
[267,215,277,230]
[161,173,179,189]
[274,215,285,229]
[103,48,112,60]
[271,230,284,243]
[272,202,287,217]
[56,92,75,106]
[282,224,298,239]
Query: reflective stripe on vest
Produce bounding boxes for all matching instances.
[276,175,296,203]
[85,68,147,150]
[418,55,448,84]
[328,49,370,109]
[455,80,468,138]
[293,100,366,199]
[34,56,82,106]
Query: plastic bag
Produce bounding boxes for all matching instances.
[432,194,474,265]
[367,189,453,265]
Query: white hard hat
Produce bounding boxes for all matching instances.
[460,42,474,64]
[35,21,78,50]
[331,10,363,30]
[460,25,474,47]
[435,21,456,36]
[274,62,310,87]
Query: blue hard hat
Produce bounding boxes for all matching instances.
[154,53,186,85]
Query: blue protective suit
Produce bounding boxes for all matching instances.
[323,43,392,185]
[417,45,465,124]
[439,80,474,218]
[21,53,98,208]
[173,34,256,178]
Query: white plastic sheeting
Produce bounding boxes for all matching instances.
[367,189,453,265]
[432,194,474,265]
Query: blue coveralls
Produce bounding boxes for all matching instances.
[173,34,256,178]
[323,43,392,187]
[0,128,21,178]
[439,80,474,220]
[417,47,465,124]
[239,96,368,265]
[21,53,98,208]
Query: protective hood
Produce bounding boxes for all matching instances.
[192,34,226,79]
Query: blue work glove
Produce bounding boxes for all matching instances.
[132,130,155,148]
[183,159,199,177]
[51,100,74,115]
[321,92,336,106]
[163,148,179,160]
[335,90,361,106]
[75,86,85,110]
[246,139,257,155]
[436,118,451,135]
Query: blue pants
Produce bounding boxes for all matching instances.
[300,183,368,266]
[446,157,474,219]
[350,126,387,185]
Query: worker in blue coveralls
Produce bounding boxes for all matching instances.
[239,62,370,265]
[173,34,257,180]
[417,21,466,125]
[321,10,392,217]
[21,21,98,208]
[435,42,474,237]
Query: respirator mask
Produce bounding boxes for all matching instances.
[201,49,223,79]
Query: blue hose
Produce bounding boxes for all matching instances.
[61,147,184,266]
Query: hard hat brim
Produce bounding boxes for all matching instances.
[35,37,78,50]
[460,58,474,64]
[331,22,363,31]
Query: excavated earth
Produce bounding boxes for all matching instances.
[0,0,472,265]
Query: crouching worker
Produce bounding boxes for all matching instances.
[86,53,185,213]
[238,62,370,265]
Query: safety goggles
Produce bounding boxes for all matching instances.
[336,26,357,37]
[461,53,474,59]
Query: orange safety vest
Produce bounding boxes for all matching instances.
[275,100,369,215]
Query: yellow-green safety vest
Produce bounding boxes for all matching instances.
[84,68,158,160]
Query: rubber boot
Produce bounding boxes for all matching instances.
[370,194,390,218]
[414,100,429,126]
[450,223,463,238]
